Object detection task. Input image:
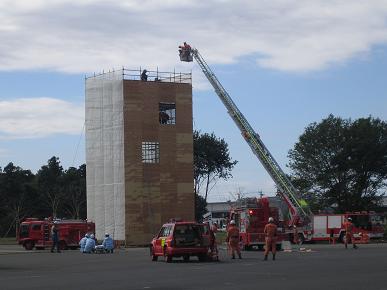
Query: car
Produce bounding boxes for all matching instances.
[150,221,210,262]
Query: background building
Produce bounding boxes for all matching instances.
[85,69,194,245]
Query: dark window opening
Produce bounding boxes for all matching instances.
[142,142,160,163]
[31,224,41,231]
[19,224,29,238]
[159,103,176,125]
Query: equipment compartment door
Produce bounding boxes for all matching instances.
[327,215,342,229]
[313,216,328,238]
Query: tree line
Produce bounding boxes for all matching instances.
[1,115,386,236]
[0,157,86,237]
[193,116,387,216]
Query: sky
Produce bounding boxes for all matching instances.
[1,0,387,202]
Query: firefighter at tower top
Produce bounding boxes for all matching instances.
[179,42,192,61]
[226,220,242,259]
[343,217,358,249]
[264,217,277,261]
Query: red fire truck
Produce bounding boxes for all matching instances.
[290,211,384,244]
[229,197,286,250]
[18,218,95,250]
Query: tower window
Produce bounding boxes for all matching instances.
[142,142,160,163]
[159,103,176,125]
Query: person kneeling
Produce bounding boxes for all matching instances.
[103,233,114,253]
[84,234,96,254]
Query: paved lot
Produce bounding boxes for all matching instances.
[0,243,386,290]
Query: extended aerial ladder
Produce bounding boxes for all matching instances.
[179,44,313,225]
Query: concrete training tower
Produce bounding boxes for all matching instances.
[85,68,194,245]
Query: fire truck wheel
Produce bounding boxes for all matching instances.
[24,241,34,250]
[59,241,68,250]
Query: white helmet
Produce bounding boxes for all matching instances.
[230,220,236,225]
[268,217,274,223]
[105,233,109,237]
[90,234,95,239]
[347,217,352,221]
[85,233,89,238]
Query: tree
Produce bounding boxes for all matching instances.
[0,163,36,237]
[193,130,237,201]
[288,115,387,212]
[36,157,64,218]
[61,164,87,219]
[195,193,207,222]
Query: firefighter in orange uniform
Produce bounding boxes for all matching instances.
[292,225,299,245]
[226,220,241,259]
[343,217,358,249]
[264,217,278,261]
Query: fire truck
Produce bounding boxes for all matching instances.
[229,197,286,250]
[18,218,95,250]
[289,211,385,244]
[179,43,383,245]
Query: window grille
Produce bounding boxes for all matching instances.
[142,142,160,163]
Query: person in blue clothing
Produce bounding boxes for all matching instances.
[50,222,61,253]
[102,233,114,253]
[84,234,96,253]
[79,233,89,253]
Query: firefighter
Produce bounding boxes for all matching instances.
[264,217,277,261]
[141,69,148,81]
[178,42,191,59]
[102,233,114,253]
[159,111,170,124]
[50,222,61,253]
[292,225,299,245]
[209,223,218,258]
[344,217,358,249]
[79,233,89,253]
[84,234,96,253]
[226,220,241,259]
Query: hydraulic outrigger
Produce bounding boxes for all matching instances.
[179,43,313,226]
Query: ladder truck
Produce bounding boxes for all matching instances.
[179,44,312,224]
[179,44,379,245]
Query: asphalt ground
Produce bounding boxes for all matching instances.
[0,243,386,290]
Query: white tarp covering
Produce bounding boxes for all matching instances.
[85,70,125,241]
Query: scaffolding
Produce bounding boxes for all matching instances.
[86,67,192,84]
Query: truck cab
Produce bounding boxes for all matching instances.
[230,197,286,250]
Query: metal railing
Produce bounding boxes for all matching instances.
[86,67,192,84]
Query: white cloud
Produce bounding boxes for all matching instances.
[0,1,387,73]
[0,98,84,139]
